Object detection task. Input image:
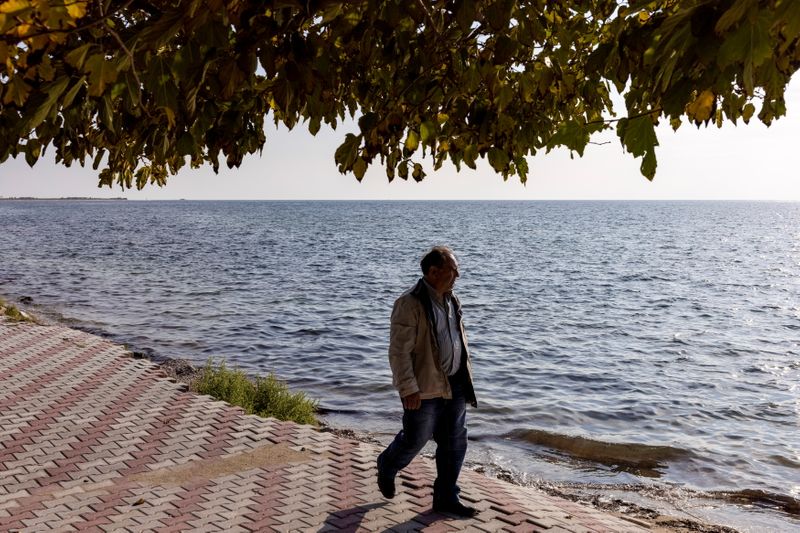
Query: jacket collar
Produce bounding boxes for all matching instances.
[411,277,462,318]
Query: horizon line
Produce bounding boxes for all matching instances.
[2,197,799,202]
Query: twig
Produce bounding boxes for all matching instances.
[585,107,663,125]
[98,6,149,116]
[414,0,439,34]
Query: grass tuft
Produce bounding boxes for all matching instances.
[191,360,318,426]
[0,297,36,323]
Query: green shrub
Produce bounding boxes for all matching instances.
[191,360,318,426]
[252,374,318,426]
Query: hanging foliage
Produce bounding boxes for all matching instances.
[1,0,799,189]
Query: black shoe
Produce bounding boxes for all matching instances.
[376,456,395,499]
[432,500,478,518]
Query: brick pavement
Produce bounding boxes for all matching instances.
[0,318,648,532]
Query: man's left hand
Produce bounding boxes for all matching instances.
[402,392,421,410]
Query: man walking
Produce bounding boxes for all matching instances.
[377,246,478,517]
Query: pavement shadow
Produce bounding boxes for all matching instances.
[382,509,454,532]
[320,502,386,532]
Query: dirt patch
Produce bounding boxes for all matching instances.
[131,443,314,486]
[154,357,202,385]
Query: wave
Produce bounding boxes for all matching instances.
[709,488,800,516]
[769,454,800,469]
[618,273,675,282]
[503,428,693,471]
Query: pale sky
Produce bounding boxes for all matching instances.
[1,80,798,201]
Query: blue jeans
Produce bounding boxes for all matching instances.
[378,372,468,504]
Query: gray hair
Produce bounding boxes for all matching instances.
[420,246,455,275]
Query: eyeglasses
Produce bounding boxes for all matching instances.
[443,263,459,275]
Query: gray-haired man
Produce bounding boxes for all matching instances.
[377,246,478,517]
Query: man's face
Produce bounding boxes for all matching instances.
[429,253,460,294]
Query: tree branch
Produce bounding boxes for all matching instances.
[4,0,135,44]
[98,1,150,117]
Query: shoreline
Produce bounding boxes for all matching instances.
[0,298,759,532]
[149,352,736,533]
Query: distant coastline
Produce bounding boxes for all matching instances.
[0,197,127,200]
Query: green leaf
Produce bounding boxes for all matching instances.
[38,56,55,81]
[135,167,152,187]
[547,120,588,156]
[496,84,515,111]
[777,0,800,45]
[358,112,378,133]
[22,76,69,132]
[321,2,343,24]
[123,71,140,109]
[685,90,715,123]
[514,156,529,183]
[24,140,41,167]
[92,149,105,170]
[487,147,509,172]
[85,54,119,97]
[147,56,179,126]
[404,130,419,151]
[715,0,755,33]
[61,76,86,108]
[100,93,115,132]
[717,11,773,96]
[2,77,31,106]
[485,0,513,30]
[520,74,536,102]
[748,13,775,68]
[455,1,476,32]
[742,102,756,123]
[171,42,202,80]
[618,116,659,180]
[717,23,750,69]
[334,133,360,172]
[308,116,321,136]
[640,148,657,180]
[398,161,409,180]
[411,163,424,182]
[463,144,478,169]
[492,35,517,64]
[619,116,656,157]
[177,132,196,156]
[65,43,92,69]
[352,157,367,181]
[420,121,436,144]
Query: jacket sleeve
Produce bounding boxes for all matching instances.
[388,296,419,398]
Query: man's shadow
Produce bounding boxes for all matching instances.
[319,502,384,532]
[319,502,452,532]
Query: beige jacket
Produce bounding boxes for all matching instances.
[388,279,477,407]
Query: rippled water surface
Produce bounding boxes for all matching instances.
[1,200,798,530]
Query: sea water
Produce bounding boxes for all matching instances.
[1,200,798,531]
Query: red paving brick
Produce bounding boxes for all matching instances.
[0,318,648,532]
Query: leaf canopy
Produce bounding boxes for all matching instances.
[1,0,799,189]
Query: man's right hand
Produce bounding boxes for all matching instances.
[401,392,421,410]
